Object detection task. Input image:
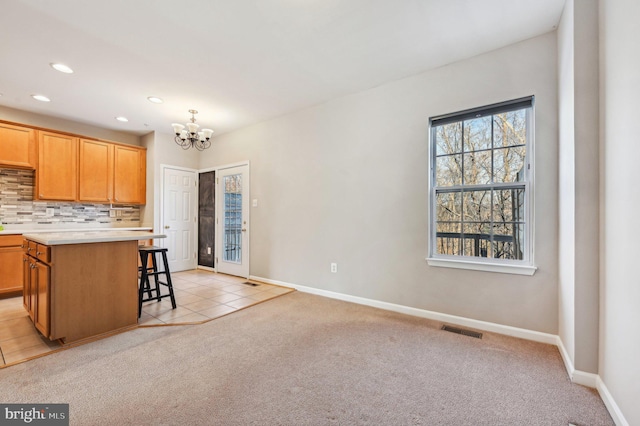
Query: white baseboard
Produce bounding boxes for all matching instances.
[251,274,629,425]
[596,376,630,426]
[555,337,599,388]
[250,275,557,345]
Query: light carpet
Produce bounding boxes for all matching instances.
[0,292,613,425]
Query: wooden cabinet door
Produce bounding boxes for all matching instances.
[113,145,146,204]
[22,254,31,314]
[0,247,24,294]
[0,122,37,169]
[37,131,78,200]
[34,261,50,337]
[79,139,114,202]
[27,258,37,321]
[0,235,24,295]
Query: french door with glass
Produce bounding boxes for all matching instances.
[216,164,249,277]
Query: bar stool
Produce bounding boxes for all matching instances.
[138,245,177,318]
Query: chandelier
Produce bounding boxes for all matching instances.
[171,110,214,151]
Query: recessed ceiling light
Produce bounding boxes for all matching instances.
[147,96,163,104]
[115,116,129,122]
[50,63,74,74]
[32,94,51,102]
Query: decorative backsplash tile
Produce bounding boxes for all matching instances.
[0,168,140,226]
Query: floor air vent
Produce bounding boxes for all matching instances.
[441,325,483,339]
[242,281,260,287]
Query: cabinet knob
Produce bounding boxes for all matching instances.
[36,251,42,255]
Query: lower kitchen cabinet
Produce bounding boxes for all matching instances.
[0,235,24,296]
[23,240,51,337]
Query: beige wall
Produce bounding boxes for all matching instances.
[199,33,560,334]
[141,130,199,232]
[557,0,600,375]
[599,0,640,423]
[557,0,576,367]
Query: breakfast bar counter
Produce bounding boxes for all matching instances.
[22,230,165,245]
[21,231,165,344]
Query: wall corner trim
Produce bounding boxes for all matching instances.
[556,337,599,388]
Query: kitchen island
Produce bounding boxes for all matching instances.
[22,230,165,344]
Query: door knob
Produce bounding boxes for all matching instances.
[164,225,170,229]
[241,228,247,232]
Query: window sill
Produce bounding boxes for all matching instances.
[426,257,537,276]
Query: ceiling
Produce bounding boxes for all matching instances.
[0,0,565,138]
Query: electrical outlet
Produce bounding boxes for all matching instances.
[116,210,122,217]
[330,263,338,273]
[46,208,54,217]
[109,210,116,218]
[252,199,258,207]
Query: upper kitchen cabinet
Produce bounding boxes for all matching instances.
[78,140,146,204]
[0,122,37,169]
[36,131,78,201]
[113,144,146,204]
[78,139,114,203]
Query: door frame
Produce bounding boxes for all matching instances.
[159,164,199,271]
[200,161,250,277]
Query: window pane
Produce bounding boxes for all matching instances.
[462,190,491,223]
[463,222,491,258]
[435,155,462,187]
[436,223,461,256]
[463,151,491,185]
[492,188,525,223]
[436,191,461,222]
[463,116,492,152]
[494,110,526,148]
[492,223,524,260]
[493,146,526,183]
[223,174,242,263]
[435,122,462,155]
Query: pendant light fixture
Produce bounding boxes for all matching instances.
[171,110,214,151]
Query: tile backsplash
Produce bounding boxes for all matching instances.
[0,168,140,227]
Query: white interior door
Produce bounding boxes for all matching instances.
[216,164,249,277]
[163,167,197,272]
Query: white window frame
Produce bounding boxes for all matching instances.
[426,97,537,276]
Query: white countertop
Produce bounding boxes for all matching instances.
[0,226,152,235]
[22,230,165,245]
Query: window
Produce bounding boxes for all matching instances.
[428,97,534,274]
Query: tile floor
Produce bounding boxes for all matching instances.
[139,270,293,325]
[0,270,294,367]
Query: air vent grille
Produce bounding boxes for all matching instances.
[242,281,260,287]
[441,325,483,339]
